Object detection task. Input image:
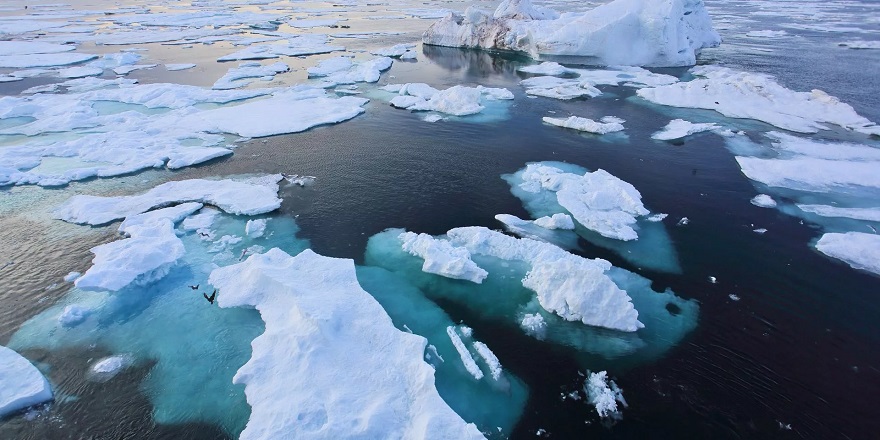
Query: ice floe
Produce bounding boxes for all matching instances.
[208,248,486,439]
[165,63,196,71]
[212,61,289,90]
[816,232,880,276]
[245,219,267,238]
[751,194,777,208]
[0,345,53,418]
[637,66,880,135]
[651,119,725,140]
[386,83,513,117]
[58,304,91,327]
[400,231,488,283]
[217,35,344,61]
[423,0,720,67]
[88,355,132,382]
[838,41,880,50]
[447,326,484,380]
[520,65,677,100]
[543,116,625,134]
[585,371,627,418]
[307,56,392,86]
[0,52,97,68]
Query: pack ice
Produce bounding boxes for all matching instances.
[208,249,486,439]
[0,346,53,417]
[423,0,721,67]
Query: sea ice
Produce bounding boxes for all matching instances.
[533,213,575,230]
[816,232,880,276]
[472,342,503,381]
[751,194,777,208]
[386,83,513,117]
[212,62,289,90]
[0,52,97,68]
[543,116,625,134]
[797,205,880,222]
[0,41,75,56]
[245,219,267,238]
[63,271,82,282]
[447,326,484,380]
[208,249,486,439]
[651,119,722,140]
[637,66,880,135]
[585,371,627,418]
[88,355,132,381]
[423,0,720,67]
[0,345,53,418]
[308,56,392,86]
[165,63,196,71]
[520,313,546,338]
[217,35,344,61]
[54,176,283,225]
[400,231,488,283]
[371,43,417,58]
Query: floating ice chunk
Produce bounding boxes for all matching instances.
[389,83,513,117]
[745,30,787,38]
[585,371,627,418]
[637,66,880,135]
[766,131,880,161]
[208,249,485,440]
[165,63,196,71]
[737,157,880,191]
[677,217,689,226]
[75,219,185,292]
[63,272,81,283]
[371,43,417,57]
[182,207,220,232]
[0,346,53,418]
[838,41,880,50]
[729,294,740,301]
[518,62,573,76]
[218,35,344,61]
[88,355,132,382]
[447,326,484,380]
[288,18,340,28]
[646,213,668,222]
[473,342,503,381]
[118,203,204,234]
[521,76,601,100]
[113,64,157,75]
[543,116,624,134]
[520,313,546,338]
[423,0,720,67]
[58,304,90,327]
[423,114,442,123]
[245,219,267,238]
[519,163,648,240]
[753,228,767,234]
[400,231,488,283]
[751,194,777,208]
[0,52,97,68]
[533,213,575,230]
[213,61,289,90]
[651,119,721,140]
[816,232,880,276]
[54,176,282,226]
[307,56,352,77]
[797,205,880,222]
[186,88,368,137]
[58,66,104,79]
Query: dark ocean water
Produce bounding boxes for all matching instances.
[2,1,880,439]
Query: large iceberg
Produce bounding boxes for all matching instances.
[208,249,486,439]
[422,0,721,67]
[0,346,53,418]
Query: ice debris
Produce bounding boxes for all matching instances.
[400,231,488,283]
[585,371,627,418]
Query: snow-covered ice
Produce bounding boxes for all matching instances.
[423,0,720,67]
[520,313,547,338]
[88,355,132,381]
[208,248,486,439]
[651,119,723,140]
[0,346,53,418]
[751,194,777,208]
[165,63,196,71]
[400,231,488,283]
[213,62,289,90]
[387,83,513,117]
[585,371,627,418]
[543,116,624,134]
[816,232,880,276]
[245,219,267,238]
[447,326,484,380]
[217,35,344,61]
[473,341,503,381]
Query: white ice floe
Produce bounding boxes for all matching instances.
[245,219,267,238]
[213,61,289,90]
[75,219,185,292]
[520,65,676,100]
[533,213,575,230]
[0,346,53,418]
[400,231,488,283]
[387,83,513,117]
[308,56,392,86]
[88,355,132,382]
[0,41,75,56]
[637,66,880,135]
[520,313,546,338]
[518,163,649,241]
[208,248,485,440]
[217,35,344,61]
[816,232,880,276]
[447,326,484,380]
[651,119,723,140]
[371,43,417,58]
[165,63,196,71]
[750,194,777,208]
[54,176,282,226]
[517,62,573,76]
[543,116,624,134]
[186,87,368,138]
[745,30,787,38]
[288,18,340,29]
[117,202,204,234]
[797,205,880,222]
[423,0,720,67]
[58,304,90,327]
[0,52,97,68]
[585,371,627,418]
[473,342,503,381]
[113,64,157,75]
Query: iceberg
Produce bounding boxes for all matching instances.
[637,66,880,136]
[816,232,880,276]
[0,346,53,418]
[208,249,486,440]
[423,0,720,67]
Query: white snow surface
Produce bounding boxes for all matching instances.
[816,232,880,276]
[473,341,503,381]
[446,326,484,380]
[308,56,392,86]
[74,219,185,292]
[208,248,486,440]
[585,371,627,418]
[217,35,344,61]
[399,231,488,283]
[637,66,880,135]
[423,0,720,67]
[54,176,283,226]
[651,119,721,140]
[446,227,643,332]
[0,52,97,68]
[518,163,649,240]
[213,61,289,90]
[0,346,52,418]
[750,194,777,208]
[543,116,624,134]
[387,83,513,117]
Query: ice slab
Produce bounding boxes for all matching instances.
[165,63,196,71]
[797,205,880,222]
[637,66,880,135]
[218,35,344,61]
[208,248,486,440]
[0,41,76,56]
[400,231,488,283]
[308,56,392,86]
[0,345,53,418]
[543,116,624,134]
[816,232,880,276]
[213,61,289,90]
[423,0,720,67]
[0,52,97,68]
[386,83,513,117]
[651,119,722,140]
[54,176,282,226]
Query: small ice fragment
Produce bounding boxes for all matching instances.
[729,294,740,301]
[473,341,503,381]
[63,272,81,282]
[58,305,91,327]
[677,217,689,226]
[520,313,547,338]
[646,213,668,222]
[459,325,473,338]
[245,219,267,238]
[708,276,717,284]
[751,194,777,208]
[585,371,627,418]
[753,228,767,234]
[88,355,132,382]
